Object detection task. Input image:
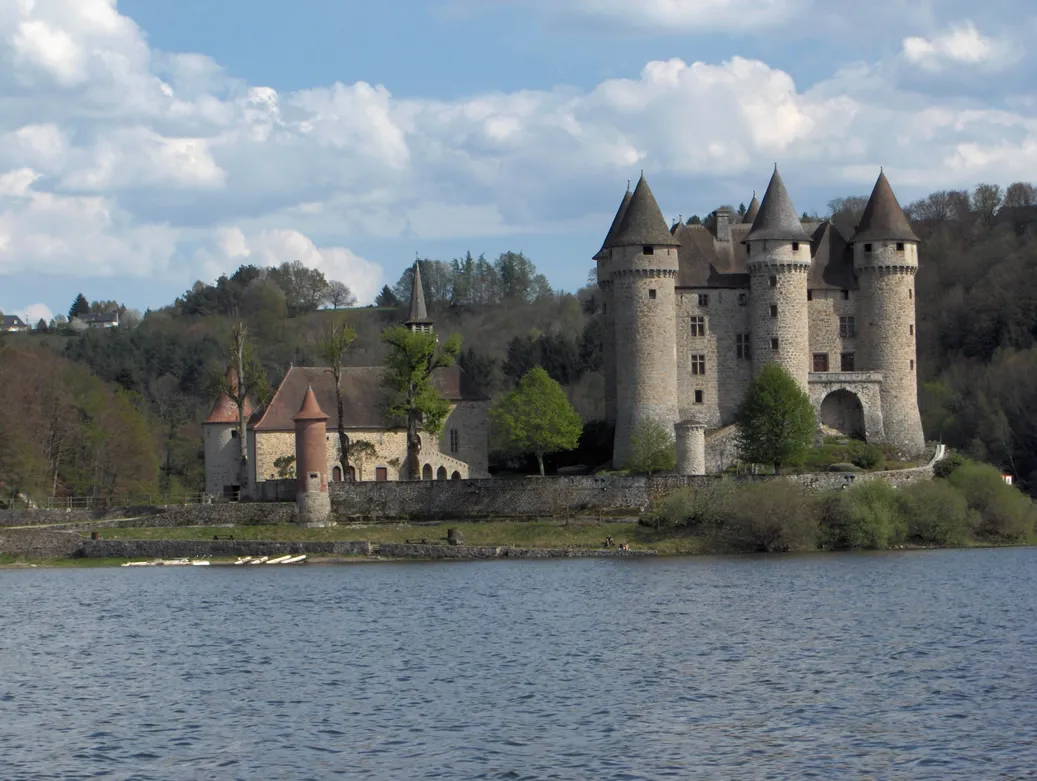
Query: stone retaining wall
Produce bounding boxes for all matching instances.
[0,502,296,530]
[0,530,84,558]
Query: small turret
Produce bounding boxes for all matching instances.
[744,166,812,390]
[852,170,925,457]
[203,366,252,499]
[742,192,760,224]
[294,385,331,526]
[606,173,681,468]
[405,260,434,334]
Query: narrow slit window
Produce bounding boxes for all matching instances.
[769,276,777,288]
[807,290,813,301]
[694,390,704,404]
[771,338,779,352]
[770,304,778,318]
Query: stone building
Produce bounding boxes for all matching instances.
[595,167,926,469]
[203,263,490,498]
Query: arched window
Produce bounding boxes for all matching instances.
[422,464,433,481]
[332,466,342,482]
[437,466,447,480]
[451,471,461,480]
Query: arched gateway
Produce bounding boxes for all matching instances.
[820,389,865,439]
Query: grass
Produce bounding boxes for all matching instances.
[92,520,686,551]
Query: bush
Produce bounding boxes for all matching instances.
[897,480,975,546]
[851,443,885,470]
[714,479,819,553]
[820,481,905,549]
[946,461,1036,541]
[933,451,966,479]
[627,419,676,475]
[647,480,736,532]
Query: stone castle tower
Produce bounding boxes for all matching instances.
[294,384,331,526]
[202,365,252,499]
[596,166,926,467]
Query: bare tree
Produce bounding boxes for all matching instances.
[326,280,356,309]
[221,321,268,494]
[316,315,357,481]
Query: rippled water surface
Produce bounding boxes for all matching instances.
[2,548,1036,780]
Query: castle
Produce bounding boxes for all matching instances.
[595,166,926,469]
[203,263,491,500]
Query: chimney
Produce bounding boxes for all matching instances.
[716,207,732,243]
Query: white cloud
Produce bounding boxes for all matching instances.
[902,22,1020,72]
[0,167,40,196]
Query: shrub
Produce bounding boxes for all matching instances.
[851,443,884,470]
[647,480,736,532]
[820,481,905,549]
[933,451,966,479]
[946,461,1036,541]
[627,419,676,475]
[714,479,819,553]
[897,480,975,545]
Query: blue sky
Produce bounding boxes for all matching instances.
[1,0,1036,325]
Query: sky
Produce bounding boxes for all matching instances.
[1,0,1036,325]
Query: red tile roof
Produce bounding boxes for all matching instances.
[204,366,254,424]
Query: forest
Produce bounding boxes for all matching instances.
[1,181,1036,502]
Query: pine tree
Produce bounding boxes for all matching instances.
[68,293,90,321]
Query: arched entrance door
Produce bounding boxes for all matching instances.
[820,389,866,439]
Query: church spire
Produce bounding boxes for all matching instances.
[404,259,433,333]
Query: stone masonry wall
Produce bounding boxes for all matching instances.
[749,240,811,390]
[807,289,858,373]
[676,288,751,428]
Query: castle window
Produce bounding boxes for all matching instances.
[449,428,459,454]
[738,293,747,306]
[746,244,751,255]
[691,354,706,375]
[792,242,800,251]
[698,294,709,307]
[910,324,914,335]
[375,467,388,482]
[770,304,778,318]
[909,289,913,300]
[910,359,915,370]
[771,338,779,352]
[643,246,654,255]
[839,316,856,338]
[769,276,777,288]
[864,243,873,253]
[230,430,239,439]
[736,333,751,360]
[649,289,657,300]
[896,242,905,252]
[807,290,813,301]
[841,290,850,301]
[694,390,704,404]
[841,352,855,371]
[812,353,829,372]
[690,316,705,337]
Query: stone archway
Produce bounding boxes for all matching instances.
[437,466,448,480]
[422,463,433,481]
[820,389,866,439]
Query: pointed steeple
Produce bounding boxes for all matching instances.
[742,191,760,224]
[293,385,328,422]
[852,170,919,244]
[744,166,809,242]
[404,260,433,331]
[607,174,680,248]
[595,187,633,259]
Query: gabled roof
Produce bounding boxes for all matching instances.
[808,222,858,291]
[852,171,919,243]
[405,261,432,325]
[606,174,680,248]
[253,365,489,432]
[743,193,760,224]
[2,315,27,328]
[595,187,633,259]
[81,312,118,323]
[744,167,809,243]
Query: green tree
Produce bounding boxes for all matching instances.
[316,315,358,481]
[491,366,582,476]
[375,285,400,308]
[69,293,90,321]
[736,364,816,471]
[381,325,461,480]
[627,418,677,475]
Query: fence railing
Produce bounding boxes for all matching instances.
[3,491,241,511]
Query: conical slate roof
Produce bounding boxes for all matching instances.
[595,187,633,258]
[852,171,919,244]
[742,193,760,224]
[607,174,680,248]
[293,385,328,422]
[744,167,809,242]
[405,261,432,325]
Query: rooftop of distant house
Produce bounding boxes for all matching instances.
[2,315,28,329]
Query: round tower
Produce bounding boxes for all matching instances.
[594,185,633,427]
[202,366,252,499]
[852,171,925,457]
[675,417,707,476]
[744,166,811,390]
[294,385,332,527]
[606,174,681,468]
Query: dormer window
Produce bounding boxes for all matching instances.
[643,246,654,255]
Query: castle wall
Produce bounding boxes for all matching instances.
[203,425,241,496]
[855,241,925,456]
[807,290,858,372]
[748,240,811,389]
[675,288,751,427]
[598,262,617,425]
[611,245,680,467]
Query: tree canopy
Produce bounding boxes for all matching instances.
[736,364,817,471]
[491,366,582,476]
[626,419,677,475]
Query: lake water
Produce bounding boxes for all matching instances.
[2,548,1035,780]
